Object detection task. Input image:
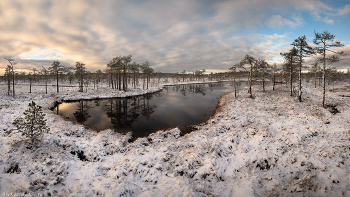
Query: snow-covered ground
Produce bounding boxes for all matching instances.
[0,81,349,196]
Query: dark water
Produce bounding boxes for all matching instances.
[52,81,244,138]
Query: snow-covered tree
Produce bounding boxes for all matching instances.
[9,101,50,148]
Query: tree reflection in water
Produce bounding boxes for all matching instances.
[53,82,239,139]
[73,100,91,124]
[101,94,157,135]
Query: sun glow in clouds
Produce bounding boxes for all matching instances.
[19,48,64,60]
[0,0,349,74]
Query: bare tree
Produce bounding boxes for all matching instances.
[313,31,345,107]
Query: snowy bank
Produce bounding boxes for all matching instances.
[0,82,349,196]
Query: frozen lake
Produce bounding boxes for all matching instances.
[52,82,244,138]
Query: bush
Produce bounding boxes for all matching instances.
[9,101,50,148]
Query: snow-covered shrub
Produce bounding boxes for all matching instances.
[8,101,50,148]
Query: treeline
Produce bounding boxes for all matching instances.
[1,55,223,97]
[228,30,347,107]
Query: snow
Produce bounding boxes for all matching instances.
[0,80,349,196]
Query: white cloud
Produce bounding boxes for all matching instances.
[0,0,349,74]
[266,15,303,29]
[337,4,350,16]
[322,17,334,25]
[265,34,287,40]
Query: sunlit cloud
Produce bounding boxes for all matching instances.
[266,15,303,29]
[0,0,349,75]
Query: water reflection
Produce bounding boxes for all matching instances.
[53,82,240,138]
[73,101,91,124]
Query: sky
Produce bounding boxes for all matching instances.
[1,0,350,75]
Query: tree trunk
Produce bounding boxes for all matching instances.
[314,71,317,88]
[118,72,122,91]
[110,73,114,89]
[143,74,145,90]
[298,55,302,102]
[147,75,149,89]
[29,77,32,93]
[290,64,293,97]
[262,68,265,92]
[321,42,326,107]
[12,67,15,98]
[7,73,11,96]
[249,64,253,98]
[123,65,126,91]
[234,67,236,98]
[272,71,276,91]
[56,72,59,93]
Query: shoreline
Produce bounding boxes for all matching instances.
[0,81,349,196]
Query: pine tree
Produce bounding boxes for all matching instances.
[49,60,71,93]
[75,62,87,92]
[240,54,257,98]
[4,57,17,97]
[229,62,243,97]
[313,31,344,107]
[291,35,314,102]
[10,101,50,148]
[280,47,298,97]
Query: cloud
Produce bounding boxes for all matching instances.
[322,17,334,25]
[0,0,349,75]
[337,4,350,16]
[266,15,303,29]
[303,42,349,70]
